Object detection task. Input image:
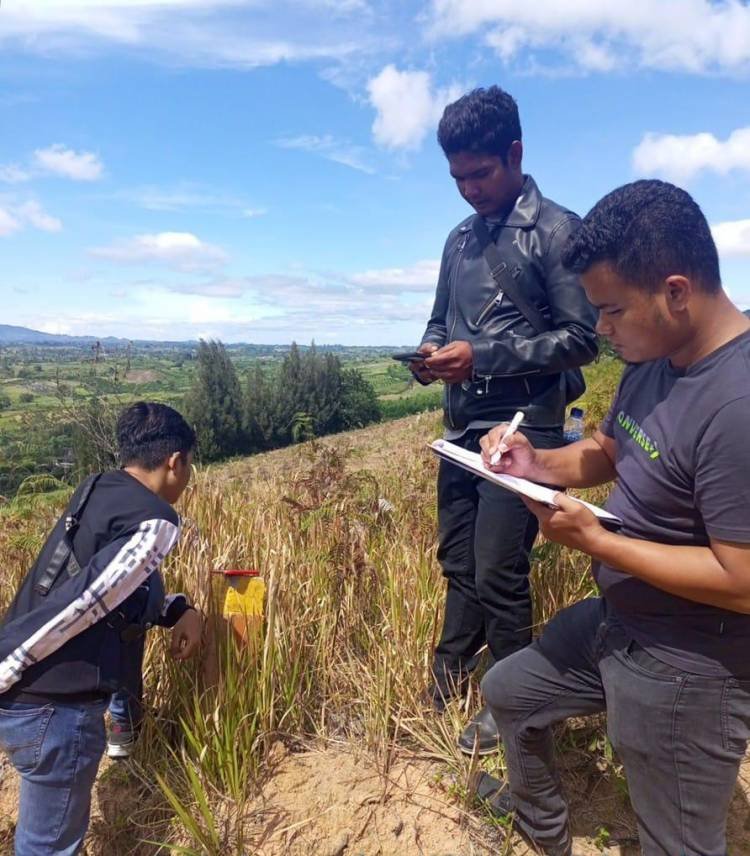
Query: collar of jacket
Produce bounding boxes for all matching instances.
[458,174,541,233]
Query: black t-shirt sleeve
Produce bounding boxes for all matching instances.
[694,395,750,543]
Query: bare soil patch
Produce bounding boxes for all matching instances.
[124,370,160,384]
[243,743,494,856]
[2,745,749,854]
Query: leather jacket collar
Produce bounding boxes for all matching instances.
[458,174,542,233]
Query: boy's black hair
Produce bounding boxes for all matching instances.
[117,401,196,470]
[437,86,522,163]
[562,179,721,293]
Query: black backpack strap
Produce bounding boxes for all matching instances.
[472,215,552,335]
[34,473,101,597]
[472,215,586,405]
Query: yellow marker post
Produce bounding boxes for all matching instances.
[202,569,265,686]
[217,569,265,643]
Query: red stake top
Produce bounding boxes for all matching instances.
[211,569,260,577]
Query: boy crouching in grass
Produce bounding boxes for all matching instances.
[0,402,202,855]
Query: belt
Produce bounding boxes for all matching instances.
[460,373,540,398]
[1,687,109,705]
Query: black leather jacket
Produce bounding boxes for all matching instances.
[420,176,598,430]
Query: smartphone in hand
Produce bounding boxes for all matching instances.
[391,351,429,362]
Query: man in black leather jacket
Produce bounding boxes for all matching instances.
[412,86,598,753]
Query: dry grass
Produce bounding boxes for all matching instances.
[0,364,644,854]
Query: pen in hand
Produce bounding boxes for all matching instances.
[489,410,525,466]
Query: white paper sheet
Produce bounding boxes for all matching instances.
[430,439,622,527]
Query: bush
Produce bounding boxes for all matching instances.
[379,388,442,420]
[243,344,381,453]
[184,340,246,462]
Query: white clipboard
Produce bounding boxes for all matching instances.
[430,439,622,528]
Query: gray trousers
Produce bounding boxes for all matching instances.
[481,597,750,856]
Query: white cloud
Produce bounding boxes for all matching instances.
[2,1,369,70]
[90,232,228,272]
[295,0,371,14]
[276,135,375,174]
[33,144,104,181]
[632,127,750,183]
[13,263,434,343]
[2,0,231,45]
[367,65,463,151]
[166,260,440,308]
[37,320,75,336]
[16,201,63,232]
[0,199,62,236]
[242,207,268,218]
[0,164,32,184]
[117,183,267,216]
[348,259,440,291]
[427,0,750,74]
[167,277,254,298]
[157,262,437,327]
[712,220,750,258]
[0,208,21,237]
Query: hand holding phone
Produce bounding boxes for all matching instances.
[391,351,429,362]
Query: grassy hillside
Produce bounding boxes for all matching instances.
[0,358,651,855]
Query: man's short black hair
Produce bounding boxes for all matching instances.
[117,401,196,470]
[437,86,522,163]
[562,179,721,293]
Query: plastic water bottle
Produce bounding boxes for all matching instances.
[563,407,585,444]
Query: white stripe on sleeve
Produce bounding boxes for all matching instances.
[0,518,180,694]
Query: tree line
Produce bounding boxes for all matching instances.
[0,339,432,496]
[184,340,381,462]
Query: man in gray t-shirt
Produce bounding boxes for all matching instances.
[473,180,750,856]
[597,333,750,677]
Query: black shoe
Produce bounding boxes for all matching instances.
[428,668,470,713]
[472,772,577,856]
[427,684,450,713]
[457,705,502,755]
[472,771,514,816]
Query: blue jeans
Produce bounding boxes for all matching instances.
[108,636,145,728]
[0,698,108,855]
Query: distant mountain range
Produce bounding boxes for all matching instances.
[0,325,386,353]
[0,324,132,346]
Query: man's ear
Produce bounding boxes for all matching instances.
[167,451,182,473]
[664,275,692,313]
[507,140,523,170]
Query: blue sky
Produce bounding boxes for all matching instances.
[2,0,750,345]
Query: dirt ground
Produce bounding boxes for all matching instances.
[2,740,749,855]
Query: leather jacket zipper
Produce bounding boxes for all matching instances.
[474,263,522,327]
[447,232,469,430]
[475,286,504,326]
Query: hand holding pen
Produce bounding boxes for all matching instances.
[480,411,538,478]
[489,411,525,465]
